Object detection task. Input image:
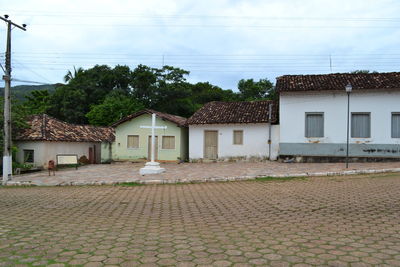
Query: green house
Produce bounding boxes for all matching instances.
[108,109,188,162]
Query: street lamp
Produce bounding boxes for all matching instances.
[345,83,352,168]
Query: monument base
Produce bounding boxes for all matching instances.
[139,161,165,175]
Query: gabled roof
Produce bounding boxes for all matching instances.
[15,114,115,142]
[276,72,400,92]
[111,109,187,127]
[187,100,278,125]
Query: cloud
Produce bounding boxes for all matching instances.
[1,0,400,88]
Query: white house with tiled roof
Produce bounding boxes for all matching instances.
[276,72,400,161]
[14,114,115,168]
[187,101,280,161]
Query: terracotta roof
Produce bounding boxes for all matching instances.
[15,114,115,142]
[112,109,187,127]
[276,72,400,92]
[187,101,278,125]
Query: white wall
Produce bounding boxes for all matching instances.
[189,123,280,160]
[15,141,101,168]
[280,90,400,145]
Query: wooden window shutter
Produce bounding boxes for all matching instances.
[127,135,139,148]
[162,136,175,149]
[233,130,243,145]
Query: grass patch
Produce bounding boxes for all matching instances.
[255,176,306,182]
[116,182,145,187]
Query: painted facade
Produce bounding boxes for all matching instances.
[189,123,280,161]
[112,113,188,162]
[279,90,400,158]
[16,141,102,168]
[14,114,115,169]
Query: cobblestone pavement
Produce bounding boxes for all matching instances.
[1,173,400,266]
[11,161,400,185]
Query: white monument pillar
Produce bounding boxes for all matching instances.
[139,113,167,175]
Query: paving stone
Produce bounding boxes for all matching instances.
[2,171,400,266]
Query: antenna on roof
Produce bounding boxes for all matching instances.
[329,54,333,73]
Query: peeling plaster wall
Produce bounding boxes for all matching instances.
[280,90,400,157]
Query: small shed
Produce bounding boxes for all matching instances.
[14,114,115,168]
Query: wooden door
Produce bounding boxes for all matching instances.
[148,136,158,160]
[204,130,218,159]
[89,147,94,164]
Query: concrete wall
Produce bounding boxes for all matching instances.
[280,90,400,157]
[15,141,101,168]
[113,114,187,161]
[101,142,113,163]
[189,123,280,161]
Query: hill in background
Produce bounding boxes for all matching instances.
[0,84,56,101]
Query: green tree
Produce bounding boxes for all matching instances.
[24,90,52,115]
[237,78,274,100]
[64,66,84,83]
[86,91,144,126]
[350,70,378,74]
[0,97,29,160]
[49,65,132,124]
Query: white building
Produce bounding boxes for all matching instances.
[14,114,115,168]
[187,101,279,161]
[277,72,400,160]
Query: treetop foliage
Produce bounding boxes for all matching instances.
[14,64,277,126]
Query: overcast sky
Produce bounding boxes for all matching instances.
[1,0,400,90]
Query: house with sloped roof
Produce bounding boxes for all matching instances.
[187,100,279,161]
[14,114,115,168]
[111,109,188,162]
[276,72,400,161]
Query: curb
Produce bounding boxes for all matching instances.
[3,167,400,186]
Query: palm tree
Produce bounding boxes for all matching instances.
[64,66,84,83]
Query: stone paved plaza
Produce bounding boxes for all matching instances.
[1,172,400,266]
[10,161,400,185]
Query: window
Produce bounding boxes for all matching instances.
[305,113,324,138]
[233,130,243,145]
[162,136,175,149]
[127,135,139,148]
[23,150,34,163]
[392,113,400,138]
[351,113,371,138]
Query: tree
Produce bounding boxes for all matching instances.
[237,78,274,101]
[350,70,379,74]
[50,65,132,124]
[64,66,84,83]
[0,97,29,160]
[86,91,144,126]
[24,90,52,115]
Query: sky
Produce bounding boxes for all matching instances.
[1,0,400,90]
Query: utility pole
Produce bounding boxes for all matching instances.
[1,15,26,183]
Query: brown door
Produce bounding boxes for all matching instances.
[89,147,94,164]
[148,136,158,161]
[204,130,218,159]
